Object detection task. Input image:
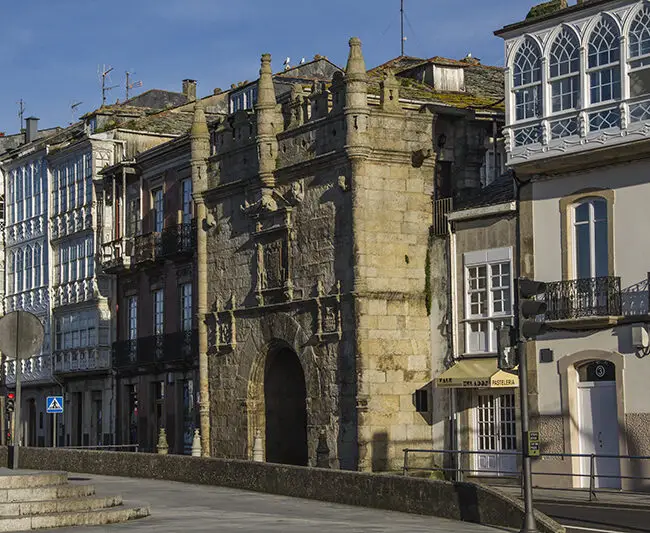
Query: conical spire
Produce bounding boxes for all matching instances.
[256,53,276,110]
[345,37,367,82]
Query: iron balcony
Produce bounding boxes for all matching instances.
[112,330,198,372]
[544,276,622,321]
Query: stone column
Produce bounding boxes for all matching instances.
[190,100,211,457]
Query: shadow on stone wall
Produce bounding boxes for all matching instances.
[0,446,564,533]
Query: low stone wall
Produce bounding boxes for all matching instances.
[2,447,563,533]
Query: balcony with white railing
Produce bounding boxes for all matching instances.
[5,355,53,385]
[53,279,97,307]
[6,287,50,314]
[53,347,111,375]
[51,206,93,240]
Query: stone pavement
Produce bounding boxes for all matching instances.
[41,473,506,532]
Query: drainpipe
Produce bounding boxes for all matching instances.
[447,214,460,480]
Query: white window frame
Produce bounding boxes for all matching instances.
[572,197,609,280]
[463,247,514,355]
[128,296,138,341]
[180,283,192,331]
[587,17,622,106]
[153,289,164,336]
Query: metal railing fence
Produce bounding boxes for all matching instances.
[402,448,650,501]
[61,444,140,452]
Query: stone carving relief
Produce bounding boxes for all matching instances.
[316,280,342,342]
[211,295,237,352]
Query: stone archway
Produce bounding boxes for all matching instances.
[264,345,308,466]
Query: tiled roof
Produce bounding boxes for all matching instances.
[122,89,189,110]
[367,55,504,110]
[454,171,516,211]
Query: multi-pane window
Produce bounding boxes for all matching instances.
[25,166,33,219]
[55,311,97,350]
[588,18,621,104]
[574,198,608,279]
[25,247,32,290]
[51,151,92,215]
[181,179,192,225]
[16,169,23,222]
[7,252,14,296]
[629,7,650,97]
[550,29,580,112]
[58,236,94,284]
[34,244,41,287]
[465,250,513,354]
[153,289,164,336]
[33,162,41,216]
[180,283,192,331]
[128,296,138,340]
[16,249,24,292]
[513,39,542,121]
[153,188,164,232]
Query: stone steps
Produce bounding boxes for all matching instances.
[0,505,150,532]
[0,470,149,531]
[0,495,123,517]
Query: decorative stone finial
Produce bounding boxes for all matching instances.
[156,427,169,455]
[345,37,367,81]
[380,69,401,112]
[191,429,201,457]
[256,53,276,110]
[252,430,264,462]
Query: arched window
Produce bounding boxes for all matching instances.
[550,29,581,113]
[629,7,650,104]
[588,17,621,104]
[574,197,608,279]
[25,246,32,290]
[630,7,650,60]
[513,38,543,121]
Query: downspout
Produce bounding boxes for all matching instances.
[447,214,460,480]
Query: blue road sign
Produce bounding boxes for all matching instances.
[46,396,64,414]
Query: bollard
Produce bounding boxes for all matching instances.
[191,429,201,457]
[252,430,264,462]
[316,430,330,468]
[156,427,168,455]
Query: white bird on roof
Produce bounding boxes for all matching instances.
[284,57,291,70]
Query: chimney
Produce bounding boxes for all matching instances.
[25,117,39,143]
[182,79,197,102]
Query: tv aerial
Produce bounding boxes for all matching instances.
[125,70,143,100]
[98,65,119,106]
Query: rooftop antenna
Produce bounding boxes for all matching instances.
[17,99,25,131]
[70,101,83,125]
[125,70,143,101]
[401,0,406,56]
[100,65,119,106]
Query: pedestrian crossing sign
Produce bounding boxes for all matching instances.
[46,396,64,414]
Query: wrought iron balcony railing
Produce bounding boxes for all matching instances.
[112,330,198,371]
[133,232,163,265]
[544,276,622,321]
[160,221,197,258]
[101,238,133,272]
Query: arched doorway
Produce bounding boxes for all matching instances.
[264,347,308,466]
[577,360,620,489]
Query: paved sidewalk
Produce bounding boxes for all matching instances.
[43,473,506,533]
[497,484,650,508]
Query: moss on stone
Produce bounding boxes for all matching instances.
[526,0,568,20]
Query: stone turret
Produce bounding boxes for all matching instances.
[344,37,370,153]
[255,54,280,202]
[191,99,210,194]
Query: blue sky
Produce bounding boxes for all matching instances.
[1,0,539,132]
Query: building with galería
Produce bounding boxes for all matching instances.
[496,0,650,490]
[186,38,505,471]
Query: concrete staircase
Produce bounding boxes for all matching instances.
[0,470,149,531]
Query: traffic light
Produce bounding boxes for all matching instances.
[497,325,518,371]
[5,392,15,413]
[518,278,548,340]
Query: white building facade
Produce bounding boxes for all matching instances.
[497,0,650,490]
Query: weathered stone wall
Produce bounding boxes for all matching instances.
[1,447,564,533]
[353,108,435,471]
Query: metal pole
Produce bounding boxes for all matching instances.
[514,177,537,533]
[13,312,21,469]
[400,0,405,56]
[52,412,57,448]
[589,454,596,501]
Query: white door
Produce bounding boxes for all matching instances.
[578,381,620,489]
[474,391,517,476]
